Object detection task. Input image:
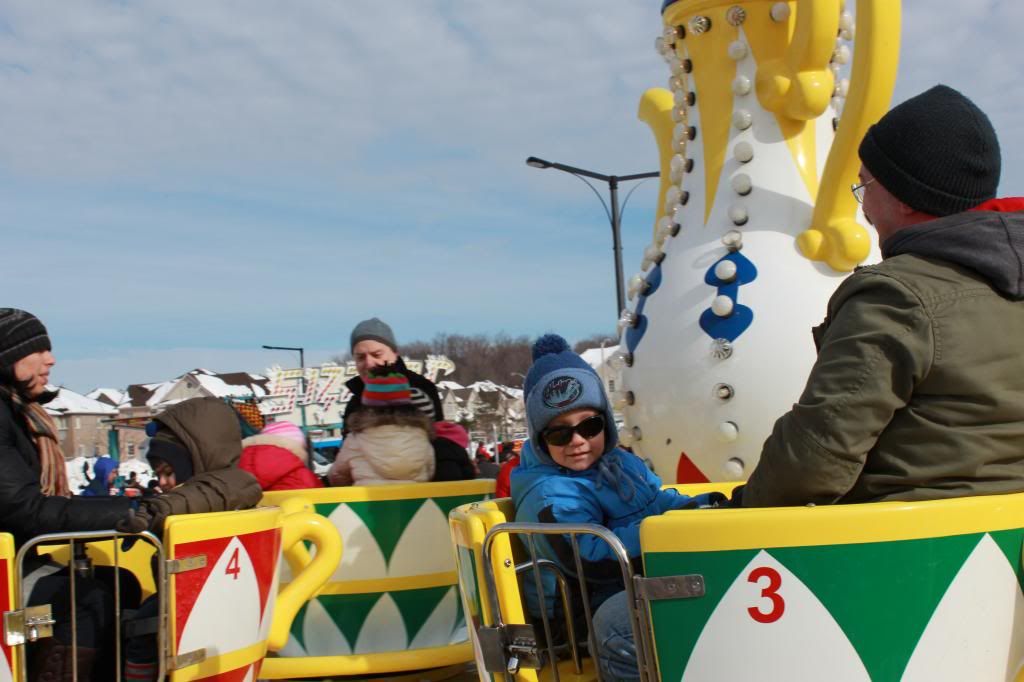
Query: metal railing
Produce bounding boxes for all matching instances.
[7,530,166,682]
[480,522,659,682]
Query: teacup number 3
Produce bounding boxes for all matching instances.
[747,566,784,624]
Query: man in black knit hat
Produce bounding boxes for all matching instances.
[743,85,1024,507]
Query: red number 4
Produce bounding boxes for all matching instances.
[747,566,785,623]
[225,548,241,580]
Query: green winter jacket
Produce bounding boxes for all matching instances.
[744,204,1024,506]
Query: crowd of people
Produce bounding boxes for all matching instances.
[2,84,1023,681]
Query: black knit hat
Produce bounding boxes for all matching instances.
[859,85,1001,216]
[147,432,195,484]
[0,309,52,369]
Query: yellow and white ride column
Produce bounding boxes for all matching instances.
[617,0,900,483]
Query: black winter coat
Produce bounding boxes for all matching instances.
[433,437,476,482]
[0,395,131,546]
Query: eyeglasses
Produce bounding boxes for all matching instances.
[542,414,606,447]
[851,178,875,204]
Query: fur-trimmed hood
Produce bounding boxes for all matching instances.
[345,408,432,435]
[242,433,308,464]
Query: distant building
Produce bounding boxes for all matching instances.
[115,368,269,458]
[45,387,118,459]
[579,344,621,397]
[445,381,525,441]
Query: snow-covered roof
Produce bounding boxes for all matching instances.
[437,380,464,391]
[465,381,523,399]
[467,380,509,393]
[45,387,118,416]
[193,372,267,399]
[123,368,269,408]
[86,387,125,407]
[579,345,620,370]
[145,380,178,407]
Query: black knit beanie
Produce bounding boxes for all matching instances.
[859,85,1001,216]
[0,309,52,369]
[147,432,195,484]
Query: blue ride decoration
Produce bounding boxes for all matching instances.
[699,251,758,342]
[625,264,663,354]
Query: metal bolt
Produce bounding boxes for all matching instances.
[689,15,712,34]
[726,6,747,26]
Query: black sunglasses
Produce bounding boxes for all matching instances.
[542,414,606,447]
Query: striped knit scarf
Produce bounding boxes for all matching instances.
[1,386,71,497]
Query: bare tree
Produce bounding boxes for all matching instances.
[327,331,615,385]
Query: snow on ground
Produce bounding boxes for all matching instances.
[67,455,154,494]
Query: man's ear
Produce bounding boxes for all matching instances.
[897,200,917,216]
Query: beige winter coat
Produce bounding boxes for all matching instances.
[328,410,435,486]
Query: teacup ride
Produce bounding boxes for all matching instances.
[452,486,1024,681]
[617,0,901,484]
[0,503,339,682]
[260,479,495,680]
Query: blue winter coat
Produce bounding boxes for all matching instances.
[510,439,698,614]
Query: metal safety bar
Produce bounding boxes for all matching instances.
[513,559,582,674]
[480,522,674,682]
[8,530,166,682]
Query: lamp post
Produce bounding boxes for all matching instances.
[526,156,659,318]
[262,344,308,434]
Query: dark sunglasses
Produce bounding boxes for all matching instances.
[542,414,606,447]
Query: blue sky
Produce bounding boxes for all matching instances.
[3,1,1022,392]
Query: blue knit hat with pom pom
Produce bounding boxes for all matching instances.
[524,334,617,457]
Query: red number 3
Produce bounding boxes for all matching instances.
[747,566,785,623]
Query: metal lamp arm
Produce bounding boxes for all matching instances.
[566,172,614,225]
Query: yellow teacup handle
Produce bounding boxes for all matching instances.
[756,0,838,121]
[266,505,343,652]
[800,0,901,271]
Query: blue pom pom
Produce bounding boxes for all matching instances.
[532,334,571,360]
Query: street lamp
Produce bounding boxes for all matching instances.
[261,344,308,433]
[526,156,659,318]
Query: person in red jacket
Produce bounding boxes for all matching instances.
[495,453,519,498]
[240,421,322,491]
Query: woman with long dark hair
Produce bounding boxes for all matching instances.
[0,308,134,679]
[0,309,132,541]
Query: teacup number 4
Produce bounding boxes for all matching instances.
[225,547,241,580]
[747,566,785,623]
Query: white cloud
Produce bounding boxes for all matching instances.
[3,1,1022,391]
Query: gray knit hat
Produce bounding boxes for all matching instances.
[0,309,51,368]
[350,317,398,352]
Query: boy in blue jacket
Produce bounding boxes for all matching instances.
[511,335,718,678]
